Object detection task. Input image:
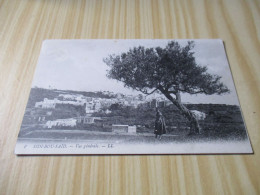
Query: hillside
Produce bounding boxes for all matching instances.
[22,87,248,140]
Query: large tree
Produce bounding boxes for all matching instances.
[103,41,229,134]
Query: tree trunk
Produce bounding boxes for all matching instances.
[159,89,200,134]
[176,91,181,103]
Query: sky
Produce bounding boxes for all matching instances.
[32,39,240,105]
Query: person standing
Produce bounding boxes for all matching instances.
[154,109,166,139]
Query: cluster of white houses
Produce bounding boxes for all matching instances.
[34,93,158,129]
[35,93,170,114]
[34,92,206,133]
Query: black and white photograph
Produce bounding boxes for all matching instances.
[15,39,253,154]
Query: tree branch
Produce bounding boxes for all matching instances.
[167,90,177,94]
[144,88,158,95]
[135,87,158,95]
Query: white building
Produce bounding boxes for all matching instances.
[76,116,101,124]
[190,110,206,120]
[128,126,137,133]
[112,125,136,134]
[45,118,77,129]
[35,98,59,108]
[35,98,85,109]
[85,100,102,113]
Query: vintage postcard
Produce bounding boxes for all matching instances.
[15,39,253,154]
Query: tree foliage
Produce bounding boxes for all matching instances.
[104,41,229,97]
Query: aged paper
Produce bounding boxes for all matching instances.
[15,39,253,154]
